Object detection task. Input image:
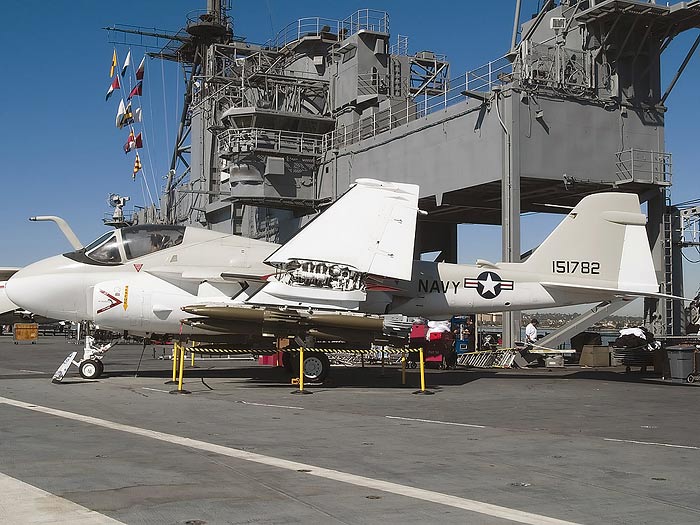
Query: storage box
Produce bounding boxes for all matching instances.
[580,345,610,367]
[13,323,38,344]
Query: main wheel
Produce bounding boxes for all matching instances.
[79,359,103,380]
[302,353,330,382]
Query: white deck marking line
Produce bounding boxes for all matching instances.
[18,369,46,374]
[386,415,486,429]
[604,437,700,450]
[0,471,124,524]
[239,400,304,410]
[0,396,578,525]
[142,387,171,393]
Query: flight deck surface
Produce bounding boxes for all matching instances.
[1,336,699,524]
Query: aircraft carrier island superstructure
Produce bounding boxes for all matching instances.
[111,1,700,344]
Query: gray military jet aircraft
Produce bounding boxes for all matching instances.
[6,179,672,381]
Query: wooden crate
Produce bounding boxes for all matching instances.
[13,323,38,344]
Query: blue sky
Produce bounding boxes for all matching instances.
[2,1,699,312]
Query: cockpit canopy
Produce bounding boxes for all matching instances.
[65,225,186,266]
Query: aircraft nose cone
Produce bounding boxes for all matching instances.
[6,268,47,316]
[5,255,85,321]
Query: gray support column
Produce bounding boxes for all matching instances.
[442,223,458,264]
[415,222,457,263]
[500,90,521,347]
[644,189,667,335]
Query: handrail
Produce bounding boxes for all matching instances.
[265,10,389,49]
[323,54,512,151]
[218,127,325,156]
[615,149,672,185]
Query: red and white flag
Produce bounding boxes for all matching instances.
[127,81,142,100]
[135,56,145,80]
[105,76,120,101]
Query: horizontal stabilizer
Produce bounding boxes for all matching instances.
[264,179,419,280]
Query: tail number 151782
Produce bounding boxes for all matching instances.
[552,260,600,274]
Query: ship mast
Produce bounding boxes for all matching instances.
[105,0,233,224]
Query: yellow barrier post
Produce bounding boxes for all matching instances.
[291,347,312,395]
[413,347,434,395]
[299,347,304,392]
[170,343,191,395]
[380,350,386,377]
[165,342,178,384]
[401,352,406,385]
[419,348,425,390]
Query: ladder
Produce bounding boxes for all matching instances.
[663,212,674,335]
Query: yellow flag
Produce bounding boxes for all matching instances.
[133,152,142,180]
[110,49,118,78]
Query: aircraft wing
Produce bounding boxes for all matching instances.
[0,269,21,318]
[540,282,688,301]
[0,268,20,282]
[0,283,19,318]
[145,266,270,284]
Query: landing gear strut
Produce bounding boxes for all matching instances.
[52,323,117,382]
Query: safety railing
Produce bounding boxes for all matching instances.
[218,127,325,157]
[265,10,389,50]
[185,9,231,27]
[342,9,389,35]
[357,71,388,98]
[615,149,672,186]
[323,54,512,151]
[464,55,513,95]
[390,34,408,56]
[323,101,417,151]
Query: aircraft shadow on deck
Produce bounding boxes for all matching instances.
[94,365,681,390]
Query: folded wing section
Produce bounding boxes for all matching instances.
[264,179,419,281]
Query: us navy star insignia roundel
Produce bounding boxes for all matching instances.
[464,271,514,299]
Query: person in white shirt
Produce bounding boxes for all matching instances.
[525,318,539,347]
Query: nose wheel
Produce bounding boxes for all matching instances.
[79,359,104,379]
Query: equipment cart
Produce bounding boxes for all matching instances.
[408,320,456,369]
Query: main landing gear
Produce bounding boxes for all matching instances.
[289,351,331,383]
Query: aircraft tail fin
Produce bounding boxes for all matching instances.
[519,192,662,296]
[265,179,419,281]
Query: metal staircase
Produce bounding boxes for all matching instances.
[536,299,628,350]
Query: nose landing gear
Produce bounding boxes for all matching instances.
[52,324,117,382]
